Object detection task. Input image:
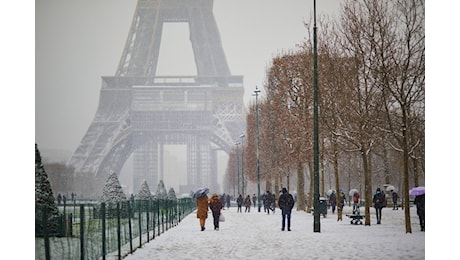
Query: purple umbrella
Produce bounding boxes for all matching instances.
[409,186,425,196]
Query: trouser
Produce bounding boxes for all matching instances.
[199,217,206,228]
[212,211,220,229]
[393,200,398,209]
[281,210,291,230]
[353,203,359,214]
[375,207,382,223]
[245,206,250,212]
[237,205,242,212]
[418,211,425,230]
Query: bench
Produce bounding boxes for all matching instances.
[346,214,365,225]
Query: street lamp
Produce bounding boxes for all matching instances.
[235,141,241,196]
[253,86,261,212]
[239,133,245,195]
[312,0,321,232]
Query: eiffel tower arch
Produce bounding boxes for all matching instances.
[67,0,245,195]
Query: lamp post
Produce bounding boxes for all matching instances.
[312,0,321,232]
[240,133,246,195]
[235,141,241,196]
[253,86,261,212]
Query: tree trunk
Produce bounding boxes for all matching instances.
[333,149,342,221]
[402,113,412,233]
[306,161,313,213]
[296,160,306,211]
[362,148,372,226]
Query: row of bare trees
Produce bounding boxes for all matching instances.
[226,0,424,233]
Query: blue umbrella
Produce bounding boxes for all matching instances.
[409,186,425,196]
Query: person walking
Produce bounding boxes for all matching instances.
[372,188,386,224]
[236,194,243,213]
[244,195,252,212]
[391,190,399,210]
[226,194,231,209]
[209,193,223,231]
[352,191,360,214]
[339,191,346,211]
[278,187,295,231]
[414,194,425,231]
[329,191,337,214]
[196,193,209,231]
[252,193,257,208]
[263,191,273,214]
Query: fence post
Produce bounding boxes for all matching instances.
[146,200,150,242]
[101,203,106,260]
[80,204,84,260]
[68,213,73,236]
[42,206,50,260]
[154,200,157,239]
[157,200,160,236]
[117,202,121,260]
[138,200,142,248]
[128,201,133,254]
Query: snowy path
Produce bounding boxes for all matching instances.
[124,205,424,259]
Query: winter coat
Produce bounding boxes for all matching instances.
[278,191,295,212]
[263,192,272,206]
[209,195,223,213]
[329,193,337,205]
[414,194,425,216]
[372,191,386,209]
[244,196,252,207]
[353,193,360,204]
[392,192,399,203]
[196,195,209,219]
[236,195,243,206]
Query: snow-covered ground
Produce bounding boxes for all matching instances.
[124,204,425,259]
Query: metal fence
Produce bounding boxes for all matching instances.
[35,198,196,260]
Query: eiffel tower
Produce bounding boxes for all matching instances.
[67,0,245,195]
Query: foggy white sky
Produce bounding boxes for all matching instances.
[35,0,341,153]
[34,0,345,194]
[34,0,343,193]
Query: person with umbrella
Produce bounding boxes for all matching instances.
[195,188,209,231]
[372,188,386,224]
[411,187,425,231]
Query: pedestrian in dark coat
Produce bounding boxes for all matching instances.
[226,194,231,209]
[392,190,399,210]
[329,191,337,214]
[244,195,252,212]
[278,187,295,231]
[252,193,257,208]
[414,194,425,231]
[236,194,243,213]
[263,191,271,214]
[372,188,386,224]
[209,193,223,230]
[339,191,346,211]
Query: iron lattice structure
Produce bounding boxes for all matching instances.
[67,0,245,194]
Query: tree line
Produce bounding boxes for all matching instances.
[226,0,424,233]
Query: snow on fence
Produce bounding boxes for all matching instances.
[35,198,196,260]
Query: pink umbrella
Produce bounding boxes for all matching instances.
[409,186,425,196]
